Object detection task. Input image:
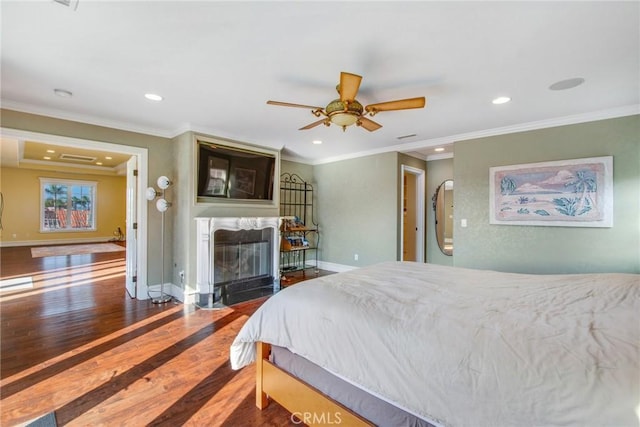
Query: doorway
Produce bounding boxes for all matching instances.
[400,165,425,262]
[1,127,149,299]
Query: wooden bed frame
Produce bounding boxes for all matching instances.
[255,341,373,426]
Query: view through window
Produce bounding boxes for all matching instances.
[40,178,97,231]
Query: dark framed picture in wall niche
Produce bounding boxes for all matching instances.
[234,168,256,196]
[196,137,279,206]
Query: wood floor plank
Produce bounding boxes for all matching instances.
[1,245,333,426]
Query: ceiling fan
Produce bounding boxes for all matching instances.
[267,72,426,132]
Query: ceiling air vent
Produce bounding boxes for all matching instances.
[59,153,96,162]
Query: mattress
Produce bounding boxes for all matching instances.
[270,345,435,427]
[231,261,640,426]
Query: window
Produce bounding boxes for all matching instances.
[40,178,97,232]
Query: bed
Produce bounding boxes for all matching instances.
[230,261,640,426]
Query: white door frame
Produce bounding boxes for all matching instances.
[1,127,149,299]
[400,165,425,262]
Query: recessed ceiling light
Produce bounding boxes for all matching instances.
[43,156,51,160]
[144,93,163,101]
[549,77,585,91]
[492,96,511,105]
[54,88,73,98]
[105,156,113,160]
[312,140,322,145]
[46,149,55,153]
[434,147,445,152]
[96,162,103,165]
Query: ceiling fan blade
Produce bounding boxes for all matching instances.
[365,97,426,114]
[267,100,324,110]
[358,117,382,132]
[299,119,327,130]
[339,72,362,102]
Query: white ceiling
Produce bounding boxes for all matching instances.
[1,1,638,164]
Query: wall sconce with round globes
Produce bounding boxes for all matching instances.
[145,187,157,201]
[157,176,171,190]
[156,198,171,213]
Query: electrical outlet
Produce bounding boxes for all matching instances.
[179,270,185,280]
[354,254,359,261]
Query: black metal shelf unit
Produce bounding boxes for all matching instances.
[279,173,319,275]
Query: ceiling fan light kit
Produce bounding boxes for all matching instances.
[267,71,426,132]
[326,99,363,127]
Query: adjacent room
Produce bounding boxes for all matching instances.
[1,1,638,426]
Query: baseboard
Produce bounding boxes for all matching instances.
[282,261,355,275]
[314,260,358,273]
[180,285,198,305]
[146,282,193,304]
[0,237,118,248]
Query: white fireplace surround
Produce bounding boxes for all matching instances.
[195,216,281,304]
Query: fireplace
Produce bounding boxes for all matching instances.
[195,217,280,307]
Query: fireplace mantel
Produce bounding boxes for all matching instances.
[195,216,281,307]
[206,216,280,232]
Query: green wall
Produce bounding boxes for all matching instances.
[284,153,413,268]
[171,131,194,293]
[314,152,399,267]
[281,159,313,182]
[286,115,638,275]
[454,115,639,274]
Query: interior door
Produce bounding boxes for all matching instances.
[125,156,137,298]
[403,172,417,261]
[400,165,425,262]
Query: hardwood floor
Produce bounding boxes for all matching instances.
[0,245,333,426]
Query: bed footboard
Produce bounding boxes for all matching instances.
[255,341,373,427]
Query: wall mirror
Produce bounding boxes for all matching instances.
[433,180,454,256]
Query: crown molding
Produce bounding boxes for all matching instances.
[426,152,454,162]
[1,100,175,139]
[180,123,285,153]
[396,104,640,154]
[309,104,639,165]
[3,102,637,166]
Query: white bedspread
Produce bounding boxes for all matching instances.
[230,262,640,427]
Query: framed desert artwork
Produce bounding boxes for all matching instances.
[489,156,613,227]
